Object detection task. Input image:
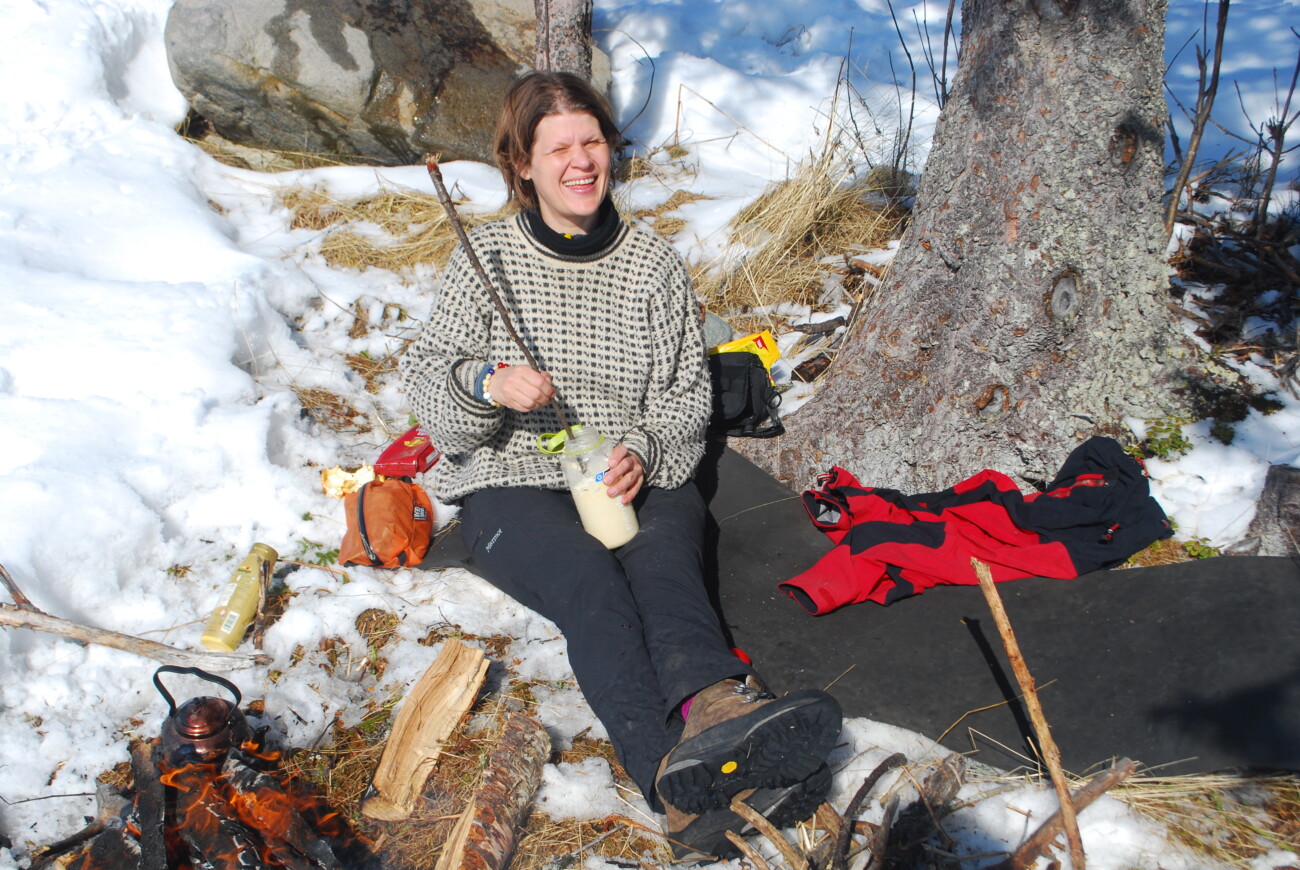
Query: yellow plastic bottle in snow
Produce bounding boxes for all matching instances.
[200,543,278,652]
[539,426,639,549]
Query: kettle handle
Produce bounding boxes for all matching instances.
[152,665,243,716]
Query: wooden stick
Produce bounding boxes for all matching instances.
[832,752,906,870]
[26,821,105,869]
[815,801,844,842]
[866,794,899,870]
[972,558,1085,869]
[724,830,774,870]
[252,556,273,651]
[730,793,808,870]
[0,602,268,671]
[424,156,573,438]
[0,562,36,610]
[996,758,1136,870]
[362,639,490,820]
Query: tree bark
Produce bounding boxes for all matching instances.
[743,0,1191,491]
[433,710,550,870]
[533,0,593,79]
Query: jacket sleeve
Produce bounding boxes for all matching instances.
[399,246,505,454]
[619,252,711,487]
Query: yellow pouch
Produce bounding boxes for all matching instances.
[709,329,780,370]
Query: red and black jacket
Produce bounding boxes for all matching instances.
[780,437,1172,615]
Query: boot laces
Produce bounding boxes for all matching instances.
[733,680,775,703]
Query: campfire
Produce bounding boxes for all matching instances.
[59,667,376,870]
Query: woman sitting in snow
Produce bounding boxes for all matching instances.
[400,71,841,860]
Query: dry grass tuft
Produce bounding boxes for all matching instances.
[281,690,516,870]
[347,351,399,394]
[616,154,657,183]
[512,813,672,870]
[278,185,511,274]
[695,142,903,317]
[357,608,401,648]
[630,189,713,240]
[281,696,402,816]
[1114,772,1300,866]
[417,622,515,660]
[293,386,372,434]
[558,733,624,771]
[651,216,688,238]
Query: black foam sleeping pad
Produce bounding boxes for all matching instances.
[420,442,1300,774]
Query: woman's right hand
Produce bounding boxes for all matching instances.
[488,365,555,412]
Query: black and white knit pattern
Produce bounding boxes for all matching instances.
[400,211,711,501]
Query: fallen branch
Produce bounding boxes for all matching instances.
[865,794,899,870]
[790,317,847,336]
[724,830,774,870]
[730,793,808,869]
[0,562,36,610]
[832,752,906,870]
[972,558,1084,869]
[993,758,1136,870]
[0,602,268,671]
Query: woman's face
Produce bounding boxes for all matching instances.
[521,111,611,236]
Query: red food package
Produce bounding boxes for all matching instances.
[374,426,441,478]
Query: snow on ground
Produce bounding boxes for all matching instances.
[0,0,1298,865]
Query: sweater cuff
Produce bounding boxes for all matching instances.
[619,427,658,483]
[451,359,503,417]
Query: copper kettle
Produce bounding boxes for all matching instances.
[153,665,251,768]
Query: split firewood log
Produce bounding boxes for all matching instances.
[360,639,490,821]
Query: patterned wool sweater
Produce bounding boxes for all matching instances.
[400,210,711,501]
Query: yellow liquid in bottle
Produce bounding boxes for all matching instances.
[200,543,278,652]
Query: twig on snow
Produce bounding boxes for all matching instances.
[832,751,906,870]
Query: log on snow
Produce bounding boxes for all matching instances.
[361,638,490,821]
[0,603,268,671]
[434,709,551,870]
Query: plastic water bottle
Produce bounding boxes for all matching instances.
[200,543,278,652]
[554,427,639,549]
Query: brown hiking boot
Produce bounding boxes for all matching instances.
[656,676,841,814]
[662,763,833,862]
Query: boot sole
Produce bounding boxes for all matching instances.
[671,763,834,862]
[658,690,841,814]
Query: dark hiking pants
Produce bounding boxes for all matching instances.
[458,481,755,810]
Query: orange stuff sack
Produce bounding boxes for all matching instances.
[340,479,434,568]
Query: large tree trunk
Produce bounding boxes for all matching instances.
[534,0,593,79]
[744,0,1192,491]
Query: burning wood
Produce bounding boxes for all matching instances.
[59,714,376,870]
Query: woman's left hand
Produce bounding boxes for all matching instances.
[604,444,644,504]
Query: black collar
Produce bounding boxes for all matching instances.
[524,199,623,257]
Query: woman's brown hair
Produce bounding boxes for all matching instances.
[494,72,620,211]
